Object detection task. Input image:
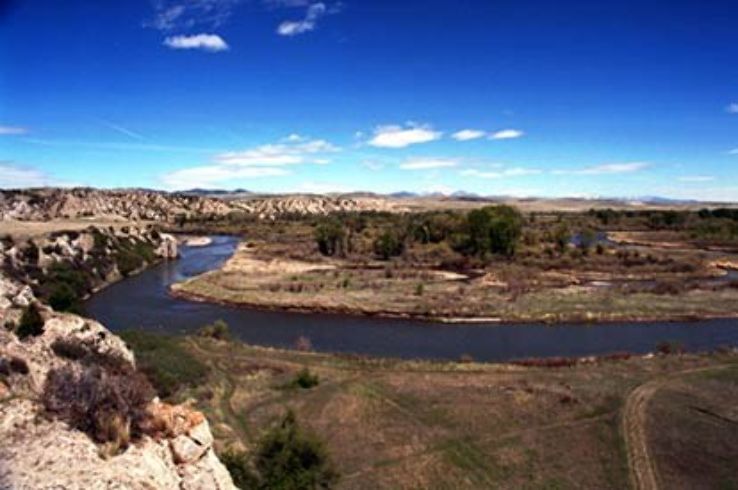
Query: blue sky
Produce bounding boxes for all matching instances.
[1,0,738,200]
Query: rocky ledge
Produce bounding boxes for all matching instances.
[0,274,235,489]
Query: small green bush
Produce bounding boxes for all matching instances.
[120,331,209,400]
[197,319,231,341]
[16,304,45,340]
[287,368,320,390]
[220,449,260,489]
[254,410,338,489]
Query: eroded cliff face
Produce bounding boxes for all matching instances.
[0,188,232,222]
[1,225,177,309]
[0,273,236,489]
[0,187,403,222]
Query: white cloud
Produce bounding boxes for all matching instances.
[277,2,330,36]
[677,175,715,183]
[452,129,485,141]
[161,165,288,189]
[368,123,442,148]
[729,148,738,155]
[490,129,524,140]
[460,167,540,179]
[361,159,385,171]
[0,126,28,135]
[148,0,243,32]
[164,33,229,51]
[554,162,649,175]
[216,138,338,166]
[0,162,71,188]
[160,135,337,188]
[726,103,738,114]
[400,158,458,170]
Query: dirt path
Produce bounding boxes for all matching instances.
[622,364,732,490]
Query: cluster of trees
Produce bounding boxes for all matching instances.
[314,205,526,261]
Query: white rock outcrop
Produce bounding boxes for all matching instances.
[0,275,235,490]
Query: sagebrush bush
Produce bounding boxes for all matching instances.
[197,319,231,341]
[42,364,155,455]
[16,304,45,340]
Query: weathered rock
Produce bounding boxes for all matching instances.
[0,273,236,490]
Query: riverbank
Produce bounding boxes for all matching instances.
[170,239,738,325]
[155,333,738,489]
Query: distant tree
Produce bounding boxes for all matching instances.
[373,230,404,260]
[314,219,345,257]
[197,319,231,341]
[456,205,523,258]
[553,224,571,254]
[578,229,597,254]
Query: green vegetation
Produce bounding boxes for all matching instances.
[39,262,88,313]
[221,410,336,489]
[454,205,524,258]
[373,229,405,260]
[255,410,337,489]
[284,367,320,390]
[120,331,209,400]
[197,319,231,341]
[16,303,45,340]
[314,218,346,257]
[115,240,157,276]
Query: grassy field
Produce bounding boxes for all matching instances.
[165,336,738,489]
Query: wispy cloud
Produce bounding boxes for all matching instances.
[0,125,28,135]
[726,102,738,114]
[400,158,458,170]
[216,136,338,166]
[98,119,146,140]
[451,129,485,141]
[0,162,73,189]
[276,2,337,36]
[678,175,715,183]
[162,166,288,189]
[160,135,337,188]
[164,33,229,51]
[147,0,242,32]
[368,123,442,148]
[460,167,540,179]
[554,162,649,175]
[490,129,524,140]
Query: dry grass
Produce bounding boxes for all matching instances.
[182,337,738,489]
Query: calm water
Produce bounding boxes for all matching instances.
[85,236,738,362]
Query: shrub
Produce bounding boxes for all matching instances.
[221,449,260,489]
[415,283,424,296]
[0,356,30,375]
[16,304,45,340]
[314,219,345,257]
[456,205,523,258]
[42,364,155,455]
[254,410,338,489]
[197,319,231,341]
[287,368,320,390]
[51,337,133,373]
[373,230,404,260]
[656,341,685,355]
[120,331,208,400]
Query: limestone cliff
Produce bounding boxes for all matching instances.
[0,271,236,489]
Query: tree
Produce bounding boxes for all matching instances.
[457,205,523,258]
[578,229,597,254]
[254,410,337,489]
[314,219,345,257]
[553,224,571,254]
[373,230,404,260]
[17,303,45,340]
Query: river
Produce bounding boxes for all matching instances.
[85,235,738,362]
